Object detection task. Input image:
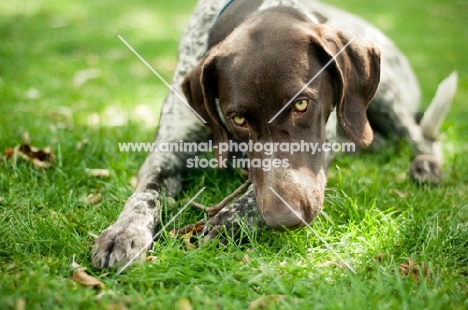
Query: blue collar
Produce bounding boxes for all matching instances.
[205,0,235,56]
[215,98,230,129]
[211,0,235,27]
[209,0,235,131]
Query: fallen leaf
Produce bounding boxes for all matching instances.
[182,225,204,250]
[72,268,104,289]
[84,193,102,204]
[3,143,54,169]
[182,234,197,251]
[248,295,285,309]
[86,169,110,178]
[147,255,158,262]
[399,260,430,281]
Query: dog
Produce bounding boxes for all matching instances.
[91,0,457,268]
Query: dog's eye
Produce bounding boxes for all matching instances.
[294,99,308,112]
[233,115,247,127]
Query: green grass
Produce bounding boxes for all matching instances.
[1,0,467,309]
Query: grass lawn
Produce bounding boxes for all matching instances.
[1,0,467,309]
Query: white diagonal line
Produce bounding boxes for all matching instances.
[268,187,357,274]
[268,36,356,123]
[118,35,207,124]
[116,187,206,274]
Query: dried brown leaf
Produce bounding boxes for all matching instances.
[171,222,204,237]
[72,268,104,289]
[32,157,52,169]
[147,255,158,262]
[182,235,196,251]
[4,148,15,157]
[3,143,54,169]
[399,260,430,281]
[181,224,204,251]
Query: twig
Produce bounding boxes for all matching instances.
[204,179,251,217]
[171,180,251,236]
[191,201,208,211]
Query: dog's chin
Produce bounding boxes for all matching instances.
[252,166,326,231]
[267,221,306,232]
[256,188,324,231]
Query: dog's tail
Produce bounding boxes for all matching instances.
[420,71,458,140]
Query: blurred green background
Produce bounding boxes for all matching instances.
[0,0,466,142]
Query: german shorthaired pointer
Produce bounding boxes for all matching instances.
[91,0,457,268]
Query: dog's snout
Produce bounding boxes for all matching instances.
[263,208,304,230]
[253,167,326,231]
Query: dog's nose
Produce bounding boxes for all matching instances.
[263,208,304,230]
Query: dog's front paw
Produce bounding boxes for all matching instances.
[91,224,153,268]
[199,189,265,242]
[409,154,443,185]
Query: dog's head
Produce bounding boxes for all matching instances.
[182,8,380,230]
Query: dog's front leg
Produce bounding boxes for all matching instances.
[91,89,209,268]
[199,185,266,242]
[91,0,232,268]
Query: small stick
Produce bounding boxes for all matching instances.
[204,179,251,217]
[172,180,252,236]
[191,201,209,211]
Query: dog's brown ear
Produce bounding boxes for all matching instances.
[181,52,229,165]
[311,25,381,148]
